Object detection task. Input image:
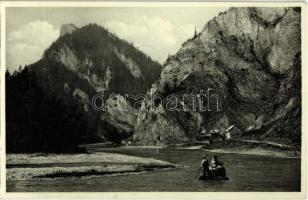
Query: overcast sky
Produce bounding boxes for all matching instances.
[6,7,228,72]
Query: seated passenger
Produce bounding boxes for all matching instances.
[211,155,223,169]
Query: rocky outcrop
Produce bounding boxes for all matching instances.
[136,7,301,147]
[48,44,79,72]
[100,95,138,142]
[114,48,144,79]
[133,89,188,145]
[60,24,78,36]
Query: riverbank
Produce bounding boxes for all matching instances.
[205,148,300,158]
[203,139,300,158]
[83,141,300,158]
[163,139,300,158]
[7,153,177,180]
[85,145,300,159]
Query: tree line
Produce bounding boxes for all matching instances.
[6,67,88,153]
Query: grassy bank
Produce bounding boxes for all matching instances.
[7,153,177,180]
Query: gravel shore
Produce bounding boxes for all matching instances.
[7,153,177,180]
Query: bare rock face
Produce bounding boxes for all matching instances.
[100,95,138,142]
[60,24,78,36]
[133,91,188,145]
[137,7,301,146]
[48,44,79,72]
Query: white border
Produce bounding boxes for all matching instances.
[0,1,6,197]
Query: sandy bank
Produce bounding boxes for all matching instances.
[7,153,177,180]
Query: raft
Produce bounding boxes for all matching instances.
[198,175,229,181]
[198,166,229,181]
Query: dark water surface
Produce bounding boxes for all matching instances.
[7,147,300,192]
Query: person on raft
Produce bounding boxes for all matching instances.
[210,155,227,177]
[210,155,223,169]
[201,155,209,176]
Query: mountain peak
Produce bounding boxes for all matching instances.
[60,23,78,37]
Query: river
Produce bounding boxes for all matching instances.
[7,147,300,192]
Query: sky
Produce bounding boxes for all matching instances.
[6,7,228,72]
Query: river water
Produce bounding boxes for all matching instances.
[7,147,300,192]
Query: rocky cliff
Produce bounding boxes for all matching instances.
[134,7,301,147]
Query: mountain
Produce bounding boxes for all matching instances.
[134,7,301,148]
[29,23,162,142]
[13,7,301,149]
